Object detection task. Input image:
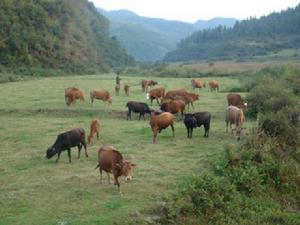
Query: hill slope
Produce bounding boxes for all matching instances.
[164,4,300,62]
[98,8,237,61]
[0,0,134,74]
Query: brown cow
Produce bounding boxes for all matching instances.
[115,84,120,96]
[160,100,186,118]
[209,80,219,92]
[191,79,206,90]
[225,105,245,140]
[124,84,130,96]
[164,89,188,99]
[90,90,112,105]
[150,112,175,143]
[95,145,136,193]
[227,93,247,109]
[87,119,100,144]
[65,87,84,106]
[164,90,199,109]
[149,87,165,105]
[141,80,158,92]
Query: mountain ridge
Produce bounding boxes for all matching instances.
[98,8,237,61]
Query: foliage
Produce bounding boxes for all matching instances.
[164,4,300,62]
[244,66,299,118]
[0,0,134,74]
[133,65,300,225]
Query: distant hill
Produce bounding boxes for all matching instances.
[164,4,300,62]
[0,0,134,74]
[98,8,237,61]
[194,17,237,29]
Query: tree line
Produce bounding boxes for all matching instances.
[164,4,300,62]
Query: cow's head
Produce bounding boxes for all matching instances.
[116,161,136,181]
[45,147,57,159]
[107,97,112,105]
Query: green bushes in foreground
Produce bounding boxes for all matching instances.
[136,112,299,225]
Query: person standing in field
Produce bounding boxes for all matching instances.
[116,69,121,85]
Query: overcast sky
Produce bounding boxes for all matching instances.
[91,0,300,22]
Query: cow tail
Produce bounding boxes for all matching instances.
[95,164,100,170]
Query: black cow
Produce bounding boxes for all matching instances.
[126,101,152,120]
[45,128,88,163]
[184,112,211,138]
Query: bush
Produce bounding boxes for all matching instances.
[245,78,295,117]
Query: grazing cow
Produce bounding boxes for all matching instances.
[149,87,165,105]
[164,89,188,99]
[124,84,130,96]
[227,93,247,109]
[209,80,219,92]
[115,84,120,96]
[141,80,158,92]
[191,79,206,90]
[45,128,88,163]
[90,90,112,105]
[126,101,152,120]
[184,112,211,138]
[225,105,245,140]
[95,145,136,193]
[87,119,101,144]
[150,112,175,143]
[160,99,186,118]
[65,87,84,106]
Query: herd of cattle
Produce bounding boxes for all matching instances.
[46,78,247,193]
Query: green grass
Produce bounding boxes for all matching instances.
[0,74,254,225]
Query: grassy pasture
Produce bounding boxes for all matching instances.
[0,74,253,225]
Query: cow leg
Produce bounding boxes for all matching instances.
[91,97,94,105]
[82,140,88,157]
[67,148,71,163]
[114,175,121,193]
[142,113,146,120]
[226,121,229,133]
[204,124,210,138]
[106,172,110,185]
[153,130,158,144]
[138,112,142,120]
[99,168,103,183]
[171,124,175,138]
[186,127,190,138]
[96,131,99,140]
[56,151,61,163]
[77,144,82,159]
[190,128,193,138]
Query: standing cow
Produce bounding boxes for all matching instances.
[227,93,247,109]
[65,87,84,106]
[126,101,152,120]
[209,80,219,92]
[45,128,88,163]
[124,84,130,96]
[184,112,211,138]
[225,106,245,140]
[115,84,120,96]
[191,79,206,91]
[95,145,136,193]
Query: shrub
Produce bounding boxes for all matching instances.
[245,78,295,117]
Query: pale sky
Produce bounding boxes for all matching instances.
[91,0,300,22]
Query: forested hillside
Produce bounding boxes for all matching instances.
[99,8,237,61]
[0,0,134,74]
[164,4,300,62]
